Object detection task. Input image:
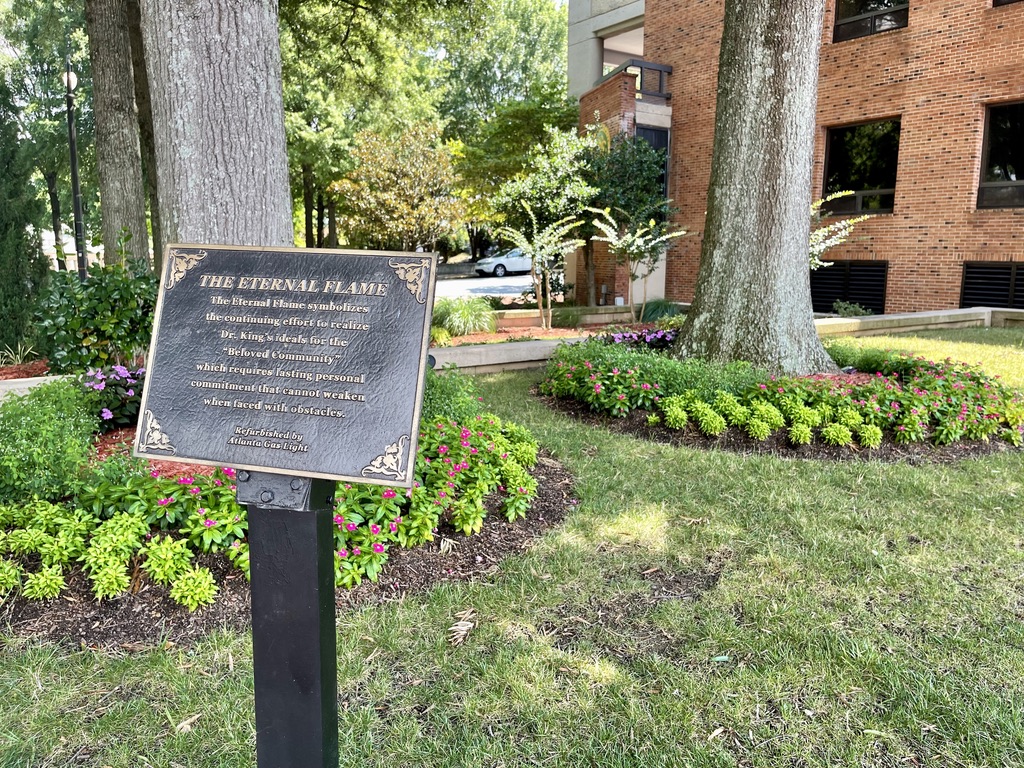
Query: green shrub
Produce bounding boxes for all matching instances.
[832,300,873,317]
[34,261,157,373]
[430,325,452,347]
[169,566,219,611]
[749,401,785,431]
[0,558,20,594]
[857,424,883,449]
[660,396,689,429]
[81,365,146,431]
[640,299,684,323]
[0,379,99,501]
[432,297,496,337]
[689,402,727,436]
[821,423,854,447]
[421,364,483,423]
[141,534,193,585]
[745,418,772,441]
[713,391,750,426]
[823,339,860,369]
[788,422,814,446]
[21,564,63,600]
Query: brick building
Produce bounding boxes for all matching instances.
[568,0,1024,314]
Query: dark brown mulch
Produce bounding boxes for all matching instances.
[538,392,1022,465]
[0,453,578,651]
[0,359,49,380]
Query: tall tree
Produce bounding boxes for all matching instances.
[673,0,836,375]
[0,76,49,351]
[84,0,148,264]
[2,0,96,266]
[140,0,292,246]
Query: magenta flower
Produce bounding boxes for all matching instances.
[370,524,380,535]
[346,523,358,532]
[150,470,160,478]
[338,549,349,558]
[203,519,216,527]
[352,547,361,556]
[372,543,385,554]
[157,497,174,506]
[334,515,344,526]
[382,488,396,499]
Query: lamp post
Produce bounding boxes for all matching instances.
[63,56,87,281]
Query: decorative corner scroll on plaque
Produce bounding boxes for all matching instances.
[165,248,208,290]
[387,258,429,304]
[361,435,409,481]
[137,409,177,454]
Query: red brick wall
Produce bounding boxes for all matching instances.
[576,73,636,302]
[639,0,1024,313]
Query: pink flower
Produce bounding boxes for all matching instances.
[372,543,385,554]
[338,549,348,558]
[383,488,396,499]
[352,548,361,556]
[346,523,358,532]
[370,524,381,535]
[334,515,344,526]
[203,519,216,527]
[150,470,160,478]
[157,497,174,506]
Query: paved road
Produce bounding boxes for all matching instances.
[434,273,532,300]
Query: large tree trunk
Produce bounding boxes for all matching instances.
[140,0,292,247]
[674,0,836,376]
[85,0,150,265]
[127,0,162,270]
[44,171,67,270]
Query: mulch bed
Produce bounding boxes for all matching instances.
[0,435,578,651]
[537,391,1023,465]
[0,359,49,380]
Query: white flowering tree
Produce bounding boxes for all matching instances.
[809,192,869,270]
[589,207,687,322]
[494,203,584,329]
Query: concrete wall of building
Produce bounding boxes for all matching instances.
[568,0,644,98]
[616,0,1024,314]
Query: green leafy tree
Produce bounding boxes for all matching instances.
[493,127,598,233]
[454,95,578,258]
[433,0,569,140]
[580,130,670,305]
[333,123,466,252]
[1,0,96,267]
[0,76,48,351]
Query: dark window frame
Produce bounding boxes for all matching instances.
[833,1,909,43]
[822,118,901,215]
[978,102,1024,210]
[993,0,1022,7]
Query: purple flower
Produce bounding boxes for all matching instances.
[203,519,216,527]
[126,389,134,397]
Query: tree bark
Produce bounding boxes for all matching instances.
[315,192,325,248]
[326,197,338,247]
[140,0,293,247]
[127,0,162,270]
[44,171,67,270]
[674,0,836,375]
[85,0,150,265]
[583,240,596,306]
[302,163,315,248]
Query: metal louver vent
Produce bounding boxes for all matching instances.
[810,261,888,314]
[960,263,1023,309]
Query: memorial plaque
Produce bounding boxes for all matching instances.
[134,244,436,487]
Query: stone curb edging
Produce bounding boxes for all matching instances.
[3,307,1023,398]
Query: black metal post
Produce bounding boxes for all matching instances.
[64,56,87,282]
[237,471,339,768]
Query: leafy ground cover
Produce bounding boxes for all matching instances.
[1,329,1023,767]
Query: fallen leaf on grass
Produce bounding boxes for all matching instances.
[448,608,476,645]
[175,714,201,733]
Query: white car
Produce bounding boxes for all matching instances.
[474,249,532,277]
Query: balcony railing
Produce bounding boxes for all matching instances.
[603,59,672,103]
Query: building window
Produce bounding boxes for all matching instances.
[993,0,1022,7]
[823,119,901,214]
[978,102,1024,209]
[834,0,909,42]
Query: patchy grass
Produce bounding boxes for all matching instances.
[2,332,1024,766]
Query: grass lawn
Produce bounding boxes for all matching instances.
[2,329,1024,767]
